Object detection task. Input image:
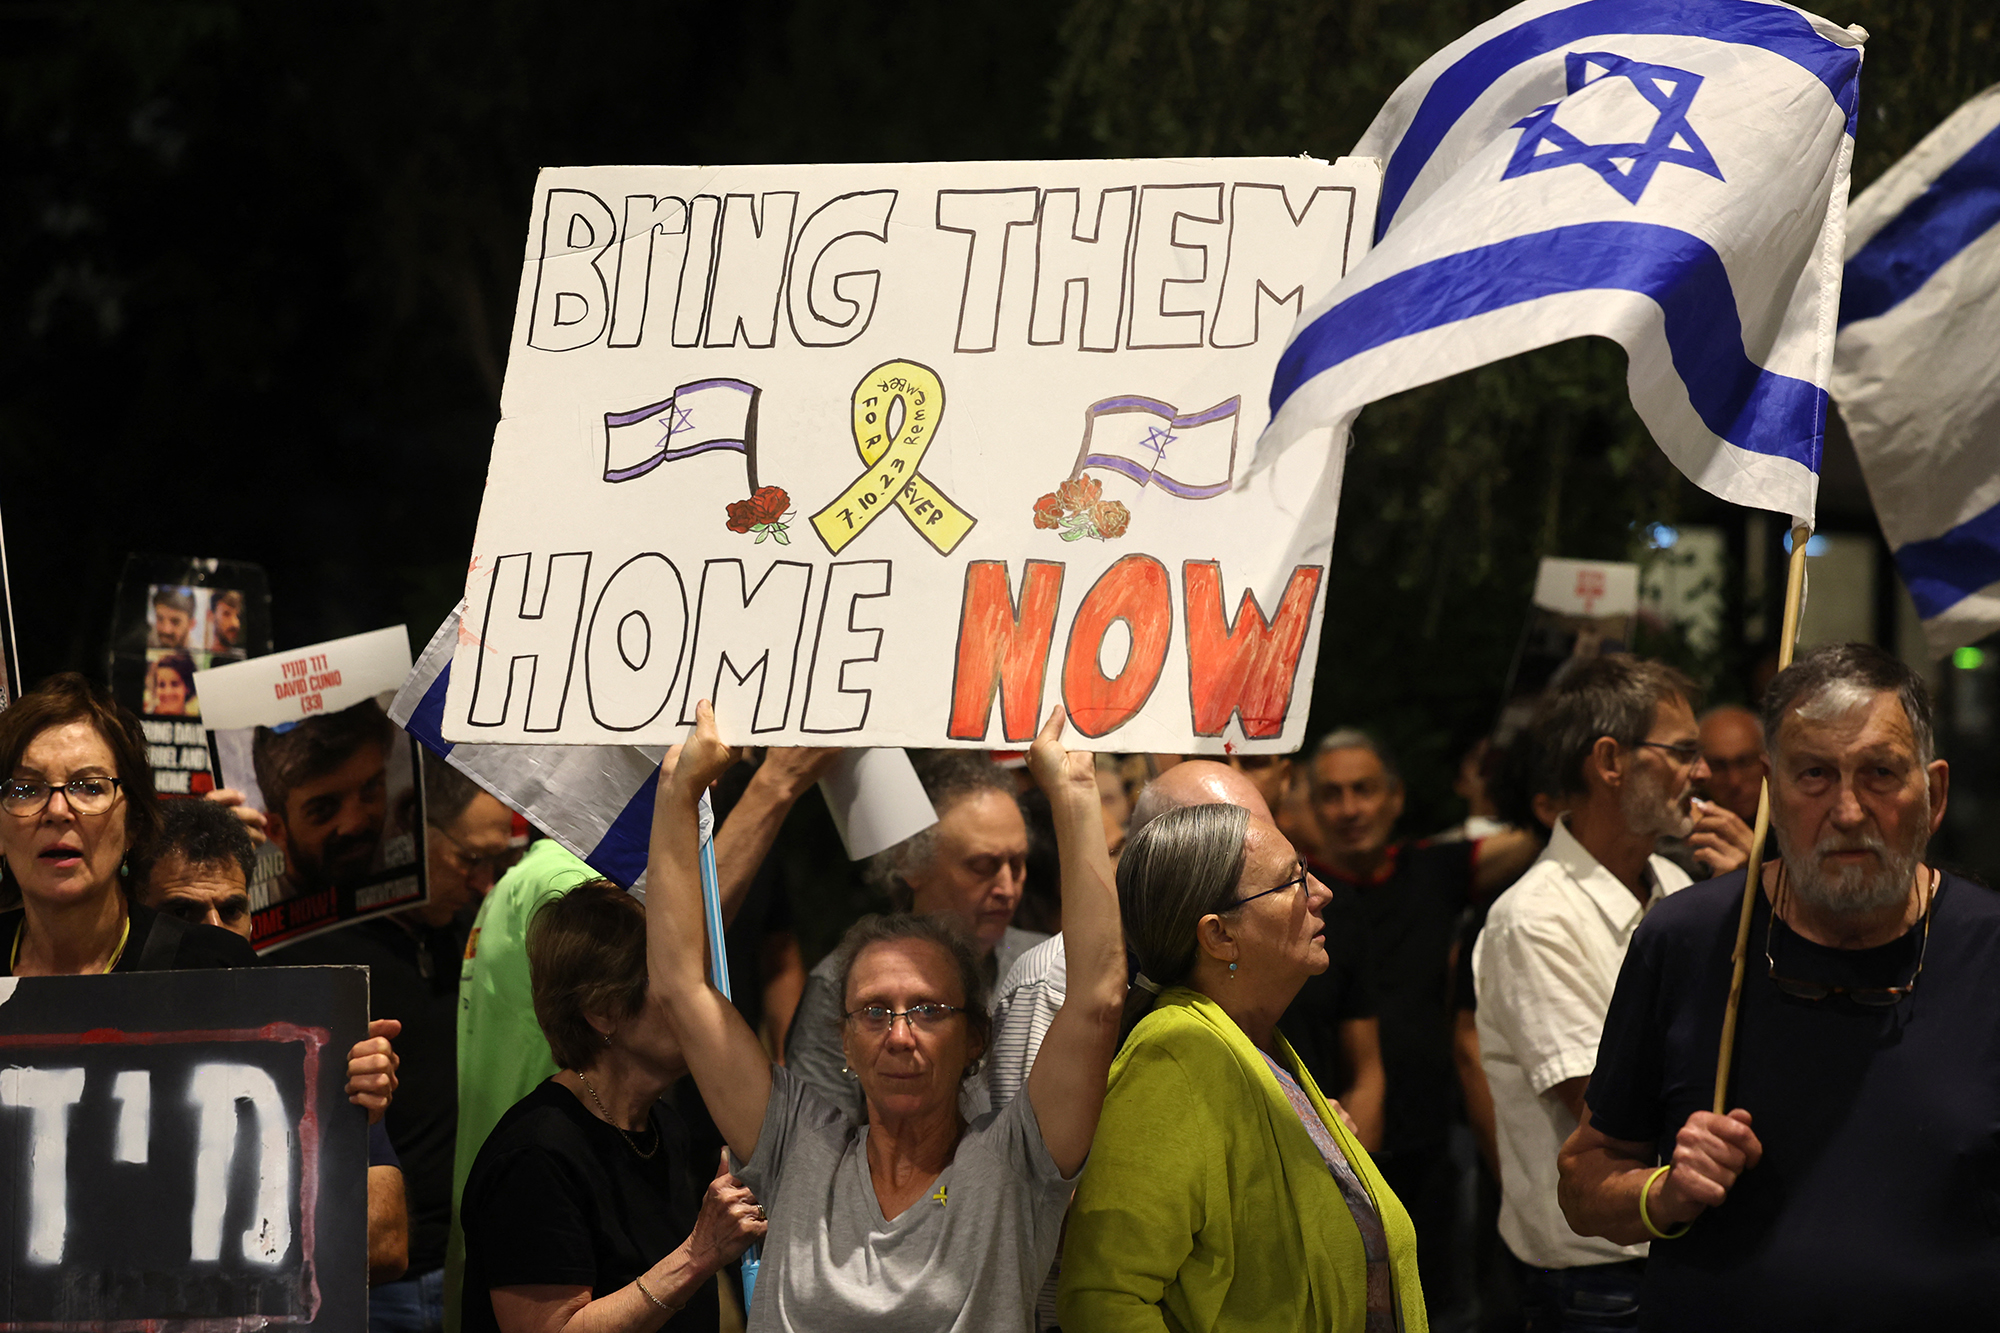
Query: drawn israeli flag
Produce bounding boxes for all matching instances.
[1073,394,1241,505]
[603,377,760,486]
[1253,0,1866,528]
[1831,85,2000,656]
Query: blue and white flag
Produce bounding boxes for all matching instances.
[1831,85,2000,656]
[390,610,936,884]
[1253,0,1866,528]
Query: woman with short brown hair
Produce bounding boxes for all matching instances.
[460,878,766,1333]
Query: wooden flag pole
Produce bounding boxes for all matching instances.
[1713,524,1811,1114]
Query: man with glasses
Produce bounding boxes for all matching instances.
[1558,643,2000,1330]
[1475,656,1734,1329]
[283,756,520,1333]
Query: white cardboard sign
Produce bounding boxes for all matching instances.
[442,158,1378,750]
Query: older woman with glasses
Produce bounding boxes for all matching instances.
[649,703,1124,1331]
[0,673,399,1104]
[1060,803,1427,1333]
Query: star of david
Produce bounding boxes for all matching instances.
[1140,425,1176,458]
[1502,51,1725,204]
[656,404,694,448]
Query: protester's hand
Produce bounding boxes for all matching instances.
[205,787,269,846]
[1653,1108,1761,1226]
[685,1150,767,1273]
[753,746,845,801]
[346,1019,401,1126]
[1027,706,1095,809]
[666,701,742,801]
[1330,1098,1360,1139]
[1687,798,1754,877]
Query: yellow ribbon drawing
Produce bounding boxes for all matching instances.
[810,360,976,556]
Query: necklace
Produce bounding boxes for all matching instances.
[10,914,130,975]
[574,1070,659,1159]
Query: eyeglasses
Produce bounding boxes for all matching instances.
[1765,871,1935,1006]
[843,1004,968,1034]
[1230,865,1308,908]
[2,776,124,817]
[1634,739,1703,765]
[429,823,523,879]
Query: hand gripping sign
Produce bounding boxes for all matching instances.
[811,360,976,556]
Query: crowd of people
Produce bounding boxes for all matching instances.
[3,637,1994,1332]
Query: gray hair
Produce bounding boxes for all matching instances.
[1762,642,1934,765]
[1533,656,1698,798]
[832,912,992,1080]
[1117,803,1251,1040]
[866,750,1017,910]
[1312,728,1400,788]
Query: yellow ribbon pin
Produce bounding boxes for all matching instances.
[930,1185,948,1207]
[810,360,976,556]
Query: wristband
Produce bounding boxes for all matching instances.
[1639,1164,1691,1240]
[634,1274,672,1313]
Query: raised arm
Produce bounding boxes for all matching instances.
[644,701,773,1160]
[712,747,841,925]
[1023,706,1125,1175]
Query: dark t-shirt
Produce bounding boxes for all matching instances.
[1278,880,1377,1096]
[1587,870,2000,1331]
[1323,839,1477,1156]
[0,901,258,974]
[281,911,467,1273]
[461,1079,718,1333]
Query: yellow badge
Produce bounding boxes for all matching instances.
[930,1185,948,1207]
[810,360,976,556]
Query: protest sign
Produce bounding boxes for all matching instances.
[194,627,427,951]
[107,554,273,796]
[440,157,1379,752]
[0,965,368,1329]
[1497,557,1640,737]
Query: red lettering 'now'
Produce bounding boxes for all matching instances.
[1063,556,1172,738]
[1184,561,1322,738]
[947,560,1066,742]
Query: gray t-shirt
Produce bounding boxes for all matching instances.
[737,1065,1076,1332]
[786,926,1046,1124]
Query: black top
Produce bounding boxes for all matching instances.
[0,900,258,975]
[1322,839,1477,1155]
[280,911,468,1273]
[1587,870,2000,1331]
[461,1079,718,1333]
[1278,879,1377,1096]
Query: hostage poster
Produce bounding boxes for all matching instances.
[193,627,427,951]
[440,157,1378,751]
[106,554,273,796]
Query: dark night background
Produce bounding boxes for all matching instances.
[4,0,1996,861]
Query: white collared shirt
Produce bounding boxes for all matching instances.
[1473,817,1691,1269]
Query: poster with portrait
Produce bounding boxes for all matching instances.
[192,627,426,952]
[107,555,273,796]
[1495,557,1641,738]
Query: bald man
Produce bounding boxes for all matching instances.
[1698,705,1767,827]
[986,760,1383,1146]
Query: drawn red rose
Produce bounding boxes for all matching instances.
[1092,500,1131,539]
[727,485,792,534]
[1057,475,1103,511]
[1033,492,1064,530]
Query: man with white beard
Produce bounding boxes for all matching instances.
[1473,656,1745,1330]
[1558,643,2000,1331]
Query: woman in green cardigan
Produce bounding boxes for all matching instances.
[1059,803,1427,1333]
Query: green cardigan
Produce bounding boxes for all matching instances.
[1058,989,1428,1333]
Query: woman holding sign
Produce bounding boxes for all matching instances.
[0,674,399,1111]
[650,702,1125,1331]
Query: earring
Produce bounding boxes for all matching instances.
[119,859,129,879]
[603,1031,613,1047]
[1229,961,1238,978]
[840,1063,857,1079]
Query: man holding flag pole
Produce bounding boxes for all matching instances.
[1253,0,1994,1325]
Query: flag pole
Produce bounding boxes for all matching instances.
[1713,523,1811,1113]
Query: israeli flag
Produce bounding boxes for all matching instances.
[1254,0,1866,528]
[1831,85,2000,656]
[391,610,669,888]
